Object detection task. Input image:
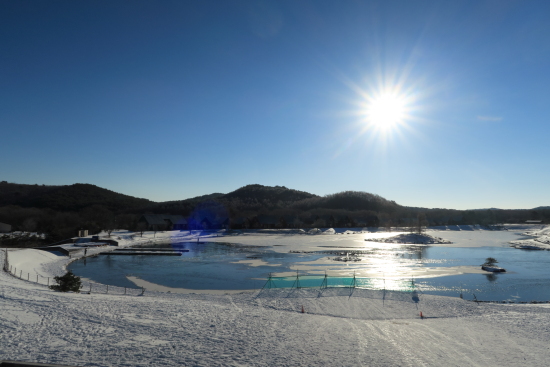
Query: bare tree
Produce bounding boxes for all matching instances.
[136,222,147,237]
[416,213,428,234]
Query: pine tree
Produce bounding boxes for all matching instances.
[49,271,82,292]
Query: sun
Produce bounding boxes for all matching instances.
[366,92,407,130]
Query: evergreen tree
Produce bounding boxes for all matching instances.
[49,271,82,292]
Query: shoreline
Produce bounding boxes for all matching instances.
[126,275,256,294]
[4,225,547,296]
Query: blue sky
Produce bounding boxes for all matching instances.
[1,0,549,209]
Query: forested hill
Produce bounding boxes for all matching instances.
[222,184,316,202]
[146,185,405,229]
[151,186,397,214]
[0,182,155,243]
[291,191,399,212]
[146,184,318,214]
[0,182,151,211]
[0,181,548,245]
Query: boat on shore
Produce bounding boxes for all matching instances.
[481,265,506,272]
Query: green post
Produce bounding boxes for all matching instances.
[261,272,276,290]
[290,270,301,289]
[320,271,328,289]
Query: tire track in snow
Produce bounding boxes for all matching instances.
[227,294,243,312]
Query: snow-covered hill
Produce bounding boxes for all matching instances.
[2,231,550,366]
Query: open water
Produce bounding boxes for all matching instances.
[68,231,550,302]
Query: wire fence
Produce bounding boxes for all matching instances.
[2,249,144,296]
[257,271,423,306]
[261,271,419,293]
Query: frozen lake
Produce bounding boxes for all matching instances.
[68,228,550,302]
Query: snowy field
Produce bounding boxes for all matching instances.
[2,226,550,366]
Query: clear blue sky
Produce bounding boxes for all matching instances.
[2,0,549,209]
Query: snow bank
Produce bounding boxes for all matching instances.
[6,249,66,278]
[510,225,550,250]
[365,233,452,244]
[521,225,550,237]
[256,228,307,235]
[511,237,550,250]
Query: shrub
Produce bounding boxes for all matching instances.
[483,257,498,266]
[49,271,82,292]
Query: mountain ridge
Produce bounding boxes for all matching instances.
[0,181,548,242]
[0,182,152,211]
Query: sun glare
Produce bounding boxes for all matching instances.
[367,92,407,130]
[337,79,419,156]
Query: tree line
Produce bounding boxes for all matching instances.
[0,182,548,247]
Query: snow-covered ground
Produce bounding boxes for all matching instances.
[2,227,550,366]
[510,225,550,250]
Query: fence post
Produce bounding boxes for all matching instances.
[290,270,301,289]
[320,271,328,289]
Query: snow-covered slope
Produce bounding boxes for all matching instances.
[2,238,550,366]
